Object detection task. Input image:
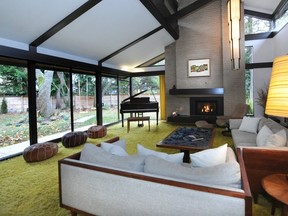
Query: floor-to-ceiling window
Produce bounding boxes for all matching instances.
[35,68,71,141]
[102,76,118,124]
[73,73,97,131]
[245,46,254,115]
[0,64,29,148]
[131,75,160,119]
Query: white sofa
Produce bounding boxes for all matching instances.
[229,117,288,201]
[58,137,252,216]
[229,117,288,149]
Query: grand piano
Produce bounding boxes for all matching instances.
[120,90,159,127]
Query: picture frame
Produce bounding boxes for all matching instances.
[188,59,210,77]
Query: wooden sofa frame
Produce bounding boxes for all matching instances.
[58,137,252,216]
[237,147,288,203]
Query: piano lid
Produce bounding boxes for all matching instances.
[121,90,147,103]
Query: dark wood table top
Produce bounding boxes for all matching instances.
[262,174,288,205]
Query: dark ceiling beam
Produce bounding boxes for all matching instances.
[244,9,273,20]
[30,0,102,47]
[273,0,288,18]
[140,0,179,40]
[167,0,216,21]
[0,45,131,76]
[99,26,163,64]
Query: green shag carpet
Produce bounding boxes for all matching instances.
[0,121,281,215]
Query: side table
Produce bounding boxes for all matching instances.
[262,174,288,216]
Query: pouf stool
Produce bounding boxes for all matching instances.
[195,120,214,129]
[87,125,107,138]
[62,131,87,148]
[23,142,58,162]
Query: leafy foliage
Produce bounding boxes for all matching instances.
[256,86,268,109]
[0,65,28,96]
[1,98,8,114]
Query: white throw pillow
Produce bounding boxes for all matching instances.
[137,144,184,164]
[80,143,145,172]
[144,156,241,189]
[101,140,128,156]
[239,116,261,134]
[256,125,273,147]
[266,129,286,147]
[190,144,228,167]
[257,125,287,147]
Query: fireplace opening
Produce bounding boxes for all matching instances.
[196,102,217,115]
[190,97,223,116]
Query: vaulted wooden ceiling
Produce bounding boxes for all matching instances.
[0,0,284,73]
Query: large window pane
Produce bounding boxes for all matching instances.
[245,15,271,34]
[102,76,118,124]
[245,47,254,115]
[73,74,97,130]
[36,69,71,141]
[275,10,288,31]
[0,65,29,148]
[132,76,160,119]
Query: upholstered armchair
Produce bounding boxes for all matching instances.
[216,103,249,127]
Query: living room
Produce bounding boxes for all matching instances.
[1,0,288,215]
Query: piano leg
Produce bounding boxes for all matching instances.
[121,113,124,127]
[156,111,159,125]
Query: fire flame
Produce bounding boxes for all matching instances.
[201,105,213,113]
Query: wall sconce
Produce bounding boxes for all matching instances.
[265,55,288,118]
[227,0,241,70]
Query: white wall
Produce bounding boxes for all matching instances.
[245,23,288,117]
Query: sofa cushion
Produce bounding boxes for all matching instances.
[259,118,288,146]
[257,125,287,147]
[144,156,241,189]
[137,144,184,164]
[190,144,228,167]
[100,140,128,156]
[80,143,145,172]
[239,116,261,134]
[231,129,257,147]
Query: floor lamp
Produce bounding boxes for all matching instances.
[265,55,288,120]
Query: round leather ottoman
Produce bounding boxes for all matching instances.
[62,131,87,148]
[23,142,58,162]
[87,125,107,138]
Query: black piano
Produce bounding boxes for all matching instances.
[120,90,159,127]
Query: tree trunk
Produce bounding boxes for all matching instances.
[37,70,54,119]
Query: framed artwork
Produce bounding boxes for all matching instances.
[188,59,210,77]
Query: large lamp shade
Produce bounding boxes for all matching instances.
[265,55,288,117]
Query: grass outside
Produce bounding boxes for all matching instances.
[0,108,118,147]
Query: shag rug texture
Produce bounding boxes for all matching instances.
[0,121,281,216]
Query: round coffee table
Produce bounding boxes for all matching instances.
[262,174,288,216]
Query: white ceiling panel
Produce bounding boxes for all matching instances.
[0,0,284,72]
[107,29,174,71]
[244,0,281,14]
[0,0,87,44]
[40,0,161,62]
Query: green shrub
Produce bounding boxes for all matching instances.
[1,98,8,114]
